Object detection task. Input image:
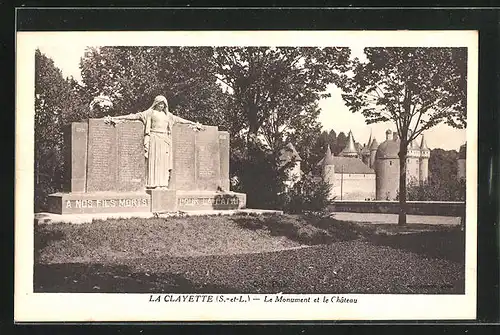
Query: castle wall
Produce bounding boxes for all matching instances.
[406,157,421,184]
[328,172,376,201]
[369,150,376,168]
[323,165,336,200]
[419,158,429,183]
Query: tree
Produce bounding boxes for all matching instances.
[213,47,350,150]
[79,47,233,129]
[35,49,75,210]
[328,129,337,153]
[340,47,467,225]
[213,47,350,206]
[429,148,459,182]
[334,131,347,155]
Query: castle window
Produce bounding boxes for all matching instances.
[390,161,392,166]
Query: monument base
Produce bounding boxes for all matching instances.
[47,191,151,215]
[147,189,247,212]
[47,190,247,214]
[175,190,247,211]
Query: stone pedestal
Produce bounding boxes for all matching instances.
[146,189,247,212]
[147,189,176,212]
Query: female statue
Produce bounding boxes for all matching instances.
[105,95,204,189]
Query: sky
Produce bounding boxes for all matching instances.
[38,44,466,151]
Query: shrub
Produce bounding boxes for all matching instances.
[283,173,334,215]
[402,176,466,201]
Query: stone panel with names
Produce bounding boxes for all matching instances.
[117,121,145,192]
[171,124,196,190]
[195,126,221,190]
[86,119,118,192]
[218,131,230,191]
[63,122,88,192]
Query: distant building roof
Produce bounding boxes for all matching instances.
[279,143,302,166]
[325,156,375,174]
[376,139,400,159]
[409,139,420,150]
[369,138,379,150]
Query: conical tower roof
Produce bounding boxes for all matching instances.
[367,130,373,149]
[321,144,336,166]
[420,134,429,150]
[341,130,358,157]
[369,138,379,150]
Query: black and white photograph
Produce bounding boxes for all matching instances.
[15,30,477,321]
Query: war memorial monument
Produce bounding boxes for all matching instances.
[46,96,247,215]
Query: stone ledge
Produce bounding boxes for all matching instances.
[34,209,283,225]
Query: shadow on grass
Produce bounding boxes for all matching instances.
[233,214,465,263]
[232,214,362,245]
[34,263,232,293]
[368,228,465,263]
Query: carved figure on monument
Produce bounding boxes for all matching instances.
[105,95,205,188]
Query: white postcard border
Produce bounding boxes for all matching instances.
[15,30,478,322]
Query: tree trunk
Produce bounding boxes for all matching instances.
[398,142,408,225]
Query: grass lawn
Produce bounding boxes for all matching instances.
[34,213,465,294]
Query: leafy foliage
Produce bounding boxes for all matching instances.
[406,177,466,201]
[429,148,459,182]
[405,149,465,201]
[230,143,291,210]
[283,174,334,215]
[80,46,233,129]
[214,47,350,146]
[35,49,86,211]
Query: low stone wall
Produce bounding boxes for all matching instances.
[328,200,465,217]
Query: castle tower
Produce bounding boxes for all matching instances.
[369,138,379,168]
[457,143,466,180]
[360,130,373,166]
[340,130,359,158]
[406,130,421,184]
[375,129,400,200]
[419,134,430,183]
